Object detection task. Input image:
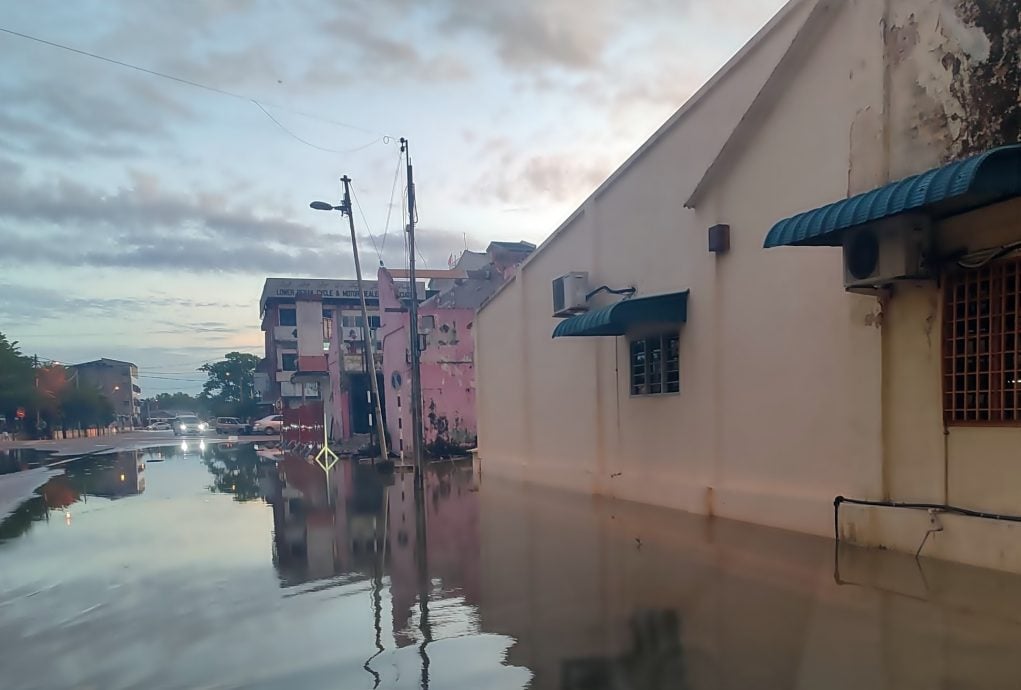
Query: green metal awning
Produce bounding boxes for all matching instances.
[764,145,1021,248]
[553,291,689,338]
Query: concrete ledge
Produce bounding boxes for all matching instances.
[840,502,1021,574]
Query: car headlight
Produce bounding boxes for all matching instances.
[198,423,207,430]
[178,424,186,430]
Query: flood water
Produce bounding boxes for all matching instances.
[3,444,1021,689]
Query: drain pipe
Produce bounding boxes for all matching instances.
[833,496,1021,544]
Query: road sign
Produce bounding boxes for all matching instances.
[15,408,25,420]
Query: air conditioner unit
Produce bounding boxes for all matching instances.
[843,217,932,290]
[552,272,589,317]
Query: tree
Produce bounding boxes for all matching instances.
[0,332,35,425]
[199,352,260,419]
[59,384,115,428]
[145,392,206,415]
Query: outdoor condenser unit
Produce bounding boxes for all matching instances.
[843,216,931,290]
[552,272,589,317]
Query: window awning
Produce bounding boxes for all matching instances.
[764,145,1021,248]
[552,291,688,338]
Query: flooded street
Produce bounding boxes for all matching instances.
[2,445,1021,689]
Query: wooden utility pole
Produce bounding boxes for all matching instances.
[400,138,424,479]
[340,175,389,463]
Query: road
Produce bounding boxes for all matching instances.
[0,429,278,456]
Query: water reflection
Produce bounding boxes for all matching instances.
[6,444,1021,688]
[0,448,56,475]
[0,450,145,542]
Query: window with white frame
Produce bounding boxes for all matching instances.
[630,333,680,396]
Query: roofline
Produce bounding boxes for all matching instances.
[478,0,811,314]
[685,0,835,208]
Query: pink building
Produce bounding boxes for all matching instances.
[258,277,422,442]
[377,242,534,456]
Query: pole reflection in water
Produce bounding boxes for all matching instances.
[8,443,1021,688]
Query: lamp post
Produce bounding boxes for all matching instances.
[311,180,389,464]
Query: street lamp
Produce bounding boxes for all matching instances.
[309,181,388,463]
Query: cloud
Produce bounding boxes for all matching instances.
[435,0,619,71]
[469,149,617,206]
[0,284,250,322]
[0,62,193,160]
[0,159,471,275]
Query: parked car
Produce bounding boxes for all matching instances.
[173,415,207,436]
[214,417,250,435]
[146,421,172,431]
[252,414,283,435]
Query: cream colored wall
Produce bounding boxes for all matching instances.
[697,0,885,532]
[878,199,1021,516]
[476,0,1021,555]
[477,0,821,505]
[477,0,880,537]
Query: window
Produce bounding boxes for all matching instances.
[943,258,1021,424]
[281,353,298,371]
[322,308,333,319]
[279,307,296,327]
[342,315,364,328]
[368,315,381,329]
[630,333,680,396]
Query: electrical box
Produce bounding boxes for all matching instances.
[552,272,589,317]
[843,216,931,290]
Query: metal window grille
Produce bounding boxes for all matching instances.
[943,257,1021,425]
[630,333,680,396]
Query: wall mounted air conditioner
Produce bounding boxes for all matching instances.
[552,272,589,317]
[843,216,932,290]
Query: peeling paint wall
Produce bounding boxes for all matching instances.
[378,268,480,455]
[887,0,1021,179]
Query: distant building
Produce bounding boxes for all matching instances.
[258,277,425,441]
[70,358,140,427]
[378,242,533,455]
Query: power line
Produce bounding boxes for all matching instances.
[0,25,388,138]
[251,100,382,154]
[351,184,382,264]
[380,148,404,258]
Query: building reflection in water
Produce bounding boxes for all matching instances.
[262,454,483,687]
[0,450,146,542]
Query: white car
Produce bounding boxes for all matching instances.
[252,414,283,435]
[146,421,172,431]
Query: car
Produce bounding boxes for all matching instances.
[172,415,207,436]
[252,414,283,435]
[146,421,172,431]
[215,417,251,435]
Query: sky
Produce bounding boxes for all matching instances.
[0,0,787,394]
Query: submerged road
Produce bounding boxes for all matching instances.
[3,443,1021,688]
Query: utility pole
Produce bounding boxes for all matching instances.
[400,137,424,480]
[33,354,40,430]
[340,175,389,463]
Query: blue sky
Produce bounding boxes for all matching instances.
[0,0,786,394]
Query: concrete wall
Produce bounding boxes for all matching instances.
[475,0,1021,569]
[477,0,865,535]
[379,268,479,454]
